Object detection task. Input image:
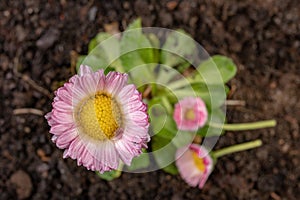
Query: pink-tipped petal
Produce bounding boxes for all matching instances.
[117,84,136,102]
[176,144,213,189]
[79,65,94,76]
[85,139,119,170]
[55,87,73,105]
[50,123,74,135]
[115,137,139,165]
[70,77,91,100]
[52,101,73,113]
[51,109,73,124]
[79,74,98,95]
[95,69,105,91]
[55,127,78,148]
[105,71,128,95]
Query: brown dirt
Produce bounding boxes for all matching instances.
[1,0,299,199]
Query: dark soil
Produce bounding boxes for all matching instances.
[1,0,299,199]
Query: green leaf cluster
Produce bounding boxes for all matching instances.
[76,18,237,178]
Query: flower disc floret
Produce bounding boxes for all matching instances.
[75,92,121,140]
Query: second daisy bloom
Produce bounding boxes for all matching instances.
[173,97,208,131]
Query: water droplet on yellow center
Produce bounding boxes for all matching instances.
[192,152,205,172]
[75,92,122,140]
[185,109,195,120]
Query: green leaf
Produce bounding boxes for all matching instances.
[120,18,155,72]
[76,55,87,70]
[89,33,122,71]
[190,83,226,109]
[171,131,194,148]
[224,85,230,94]
[76,54,107,72]
[152,118,194,174]
[154,115,178,140]
[149,104,168,134]
[104,66,115,74]
[154,122,176,140]
[152,136,177,173]
[162,162,179,175]
[126,63,155,87]
[196,55,237,84]
[212,55,237,83]
[126,152,150,171]
[160,29,197,68]
[96,170,122,181]
[76,32,123,73]
[127,18,142,30]
[147,33,160,64]
[88,33,111,53]
[176,61,191,73]
[156,65,180,86]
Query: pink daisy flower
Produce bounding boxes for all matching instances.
[173,97,208,131]
[45,65,150,173]
[175,144,213,189]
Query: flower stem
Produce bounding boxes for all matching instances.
[151,83,157,96]
[209,120,276,131]
[161,96,172,114]
[213,139,262,159]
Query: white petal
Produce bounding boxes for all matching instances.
[79,65,93,76]
[85,139,119,170]
[105,71,128,95]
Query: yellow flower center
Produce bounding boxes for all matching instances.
[192,152,205,172]
[185,109,195,120]
[75,92,122,140]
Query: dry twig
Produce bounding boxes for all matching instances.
[20,74,52,98]
[13,108,44,116]
[225,100,246,106]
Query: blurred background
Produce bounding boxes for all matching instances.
[0,0,299,199]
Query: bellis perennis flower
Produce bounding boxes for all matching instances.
[45,65,150,173]
[173,97,208,131]
[175,144,213,189]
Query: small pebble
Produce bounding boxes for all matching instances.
[9,170,32,200]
